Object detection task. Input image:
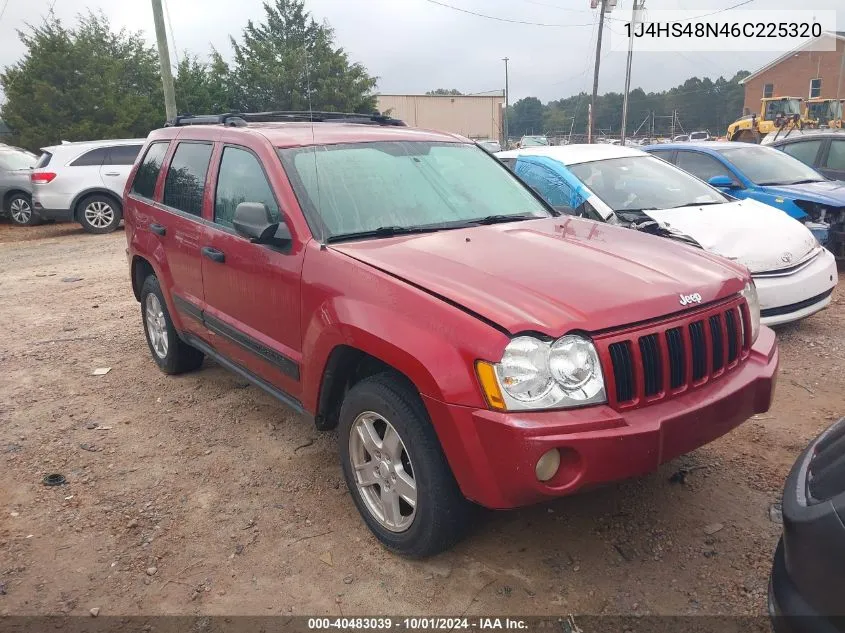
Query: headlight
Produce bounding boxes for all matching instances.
[477,334,606,411]
[740,281,760,345]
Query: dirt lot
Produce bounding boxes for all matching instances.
[0,221,843,618]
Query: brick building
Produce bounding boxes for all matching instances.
[740,31,845,115]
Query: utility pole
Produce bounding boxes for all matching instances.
[620,0,644,144]
[151,0,177,122]
[503,57,510,147]
[590,0,608,143]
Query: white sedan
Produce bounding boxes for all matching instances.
[497,144,838,326]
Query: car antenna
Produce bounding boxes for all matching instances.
[303,46,327,250]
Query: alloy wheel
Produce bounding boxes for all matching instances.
[349,411,417,532]
[10,198,32,224]
[145,293,169,359]
[84,201,115,229]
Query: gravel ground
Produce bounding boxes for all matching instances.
[0,221,843,618]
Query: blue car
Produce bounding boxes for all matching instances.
[643,142,845,259]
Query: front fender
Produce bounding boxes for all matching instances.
[743,190,808,220]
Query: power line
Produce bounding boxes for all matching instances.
[421,0,595,27]
[0,0,11,23]
[514,0,591,13]
[163,0,180,66]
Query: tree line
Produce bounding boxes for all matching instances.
[0,0,377,151]
[507,71,751,139]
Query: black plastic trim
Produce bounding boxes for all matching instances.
[172,294,203,322]
[761,289,834,318]
[181,333,309,419]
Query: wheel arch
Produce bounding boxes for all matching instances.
[3,188,31,211]
[131,255,157,302]
[72,188,123,220]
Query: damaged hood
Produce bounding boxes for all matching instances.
[643,198,818,274]
[331,217,747,336]
[761,180,845,207]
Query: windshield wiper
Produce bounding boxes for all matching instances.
[781,178,825,185]
[669,201,724,209]
[463,213,544,226]
[326,225,445,243]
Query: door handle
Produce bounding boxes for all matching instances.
[201,246,225,263]
[104,172,120,177]
[150,223,166,236]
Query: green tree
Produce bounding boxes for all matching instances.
[174,52,232,115]
[227,0,377,113]
[0,12,163,151]
[426,88,463,96]
[508,97,544,137]
[543,104,569,134]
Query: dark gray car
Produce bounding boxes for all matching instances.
[767,130,845,181]
[0,145,37,225]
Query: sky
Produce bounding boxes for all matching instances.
[0,0,843,105]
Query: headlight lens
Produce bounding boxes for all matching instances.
[489,334,606,411]
[740,281,760,345]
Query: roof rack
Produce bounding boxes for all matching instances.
[165,111,406,128]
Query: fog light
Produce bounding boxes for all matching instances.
[535,449,561,482]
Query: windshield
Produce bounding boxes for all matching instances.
[521,136,549,147]
[0,149,36,170]
[718,145,826,185]
[567,155,727,213]
[278,141,550,240]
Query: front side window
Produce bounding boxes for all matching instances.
[70,147,110,167]
[106,145,143,166]
[278,141,550,241]
[214,146,280,229]
[130,142,169,199]
[163,142,213,217]
[718,146,826,186]
[779,140,824,167]
[675,151,734,182]
[825,140,845,172]
[567,155,727,213]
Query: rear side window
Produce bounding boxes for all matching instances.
[214,146,280,229]
[106,145,143,166]
[648,149,675,163]
[779,140,823,167]
[70,147,110,167]
[826,140,845,171]
[35,152,52,168]
[130,142,169,199]
[163,142,213,217]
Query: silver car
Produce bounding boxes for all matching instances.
[31,139,144,233]
[0,145,36,226]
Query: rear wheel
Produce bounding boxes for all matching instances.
[8,194,38,226]
[140,275,204,374]
[339,373,472,557]
[77,194,122,234]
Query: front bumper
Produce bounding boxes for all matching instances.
[425,327,778,509]
[754,249,838,326]
[768,417,845,633]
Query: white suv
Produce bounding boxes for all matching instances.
[30,139,144,233]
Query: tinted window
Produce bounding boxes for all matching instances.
[106,145,142,166]
[34,152,52,169]
[163,143,213,217]
[780,140,824,167]
[214,147,280,228]
[676,151,734,182]
[648,149,675,163]
[131,142,169,199]
[825,140,845,172]
[70,147,110,167]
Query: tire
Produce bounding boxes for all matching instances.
[8,194,39,226]
[77,194,122,234]
[140,275,204,375]
[339,373,472,557]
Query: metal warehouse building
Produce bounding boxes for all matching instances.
[376,93,505,142]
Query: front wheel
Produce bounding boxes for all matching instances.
[339,373,472,557]
[8,194,38,226]
[77,194,122,234]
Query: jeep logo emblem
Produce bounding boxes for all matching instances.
[679,293,703,306]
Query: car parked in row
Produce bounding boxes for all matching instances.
[0,144,36,225]
[763,129,845,181]
[497,145,838,327]
[644,142,845,260]
[769,416,845,632]
[30,139,144,233]
[124,111,777,556]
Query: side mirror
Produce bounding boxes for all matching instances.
[708,175,738,189]
[233,202,291,247]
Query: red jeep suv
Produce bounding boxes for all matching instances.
[123,112,778,556]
